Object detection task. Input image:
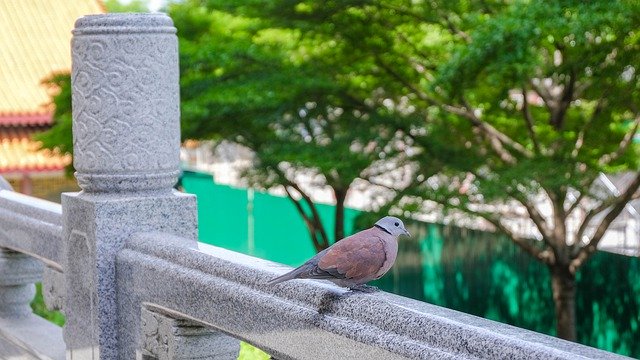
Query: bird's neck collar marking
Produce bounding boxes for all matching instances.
[375,224,392,235]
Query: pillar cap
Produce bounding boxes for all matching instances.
[73,13,176,35]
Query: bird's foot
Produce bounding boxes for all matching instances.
[349,284,379,293]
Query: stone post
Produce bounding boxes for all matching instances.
[64,14,198,359]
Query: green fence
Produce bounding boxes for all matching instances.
[182,171,640,358]
[181,171,360,265]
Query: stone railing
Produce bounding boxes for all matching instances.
[0,13,631,360]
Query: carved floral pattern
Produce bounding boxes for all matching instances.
[141,308,169,358]
[71,32,180,187]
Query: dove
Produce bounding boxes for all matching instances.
[268,216,410,290]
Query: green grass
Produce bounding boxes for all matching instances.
[31,283,65,326]
[238,342,271,360]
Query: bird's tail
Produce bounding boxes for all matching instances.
[267,266,306,285]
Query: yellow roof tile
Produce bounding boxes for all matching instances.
[0,0,105,116]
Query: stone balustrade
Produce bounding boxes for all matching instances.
[0,13,632,360]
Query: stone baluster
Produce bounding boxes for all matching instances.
[0,178,43,320]
[64,13,207,359]
[0,249,42,319]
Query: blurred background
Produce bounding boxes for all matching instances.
[2,0,639,358]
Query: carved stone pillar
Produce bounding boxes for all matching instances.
[64,14,198,359]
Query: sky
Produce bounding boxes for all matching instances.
[146,0,166,12]
[119,0,168,12]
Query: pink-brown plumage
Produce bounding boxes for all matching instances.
[267,216,408,289]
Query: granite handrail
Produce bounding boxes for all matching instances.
[115,231,628,360]
[0,184,66,359]
[0,189,63,271]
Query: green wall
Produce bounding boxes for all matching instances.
[182,171,640,358]
[181,171,360,265]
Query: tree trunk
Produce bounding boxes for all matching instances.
[550,266,577,341]
[333,188,347,242]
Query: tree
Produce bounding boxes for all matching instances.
[190,0,640,341]
[37,74,74,176]
[102,0,148,12]
[171,1,409,250]
[394,1,640,342]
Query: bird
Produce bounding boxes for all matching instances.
[267,216,410,291]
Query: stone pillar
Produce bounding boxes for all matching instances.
[0,249,43,319]
[64,14,198,359]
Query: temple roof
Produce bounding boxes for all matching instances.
[0,0,104,121]
[0,0,104,174]
[0,127,72,173]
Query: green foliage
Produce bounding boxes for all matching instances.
[103,0,149,13]
[173,0,640,211]
[172,0,401,193]
[36,73,74,176]
[31,283,65,327]
[238,342,270,360]
[171,0,415,246]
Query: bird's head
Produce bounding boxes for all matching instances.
[375,216,411,238]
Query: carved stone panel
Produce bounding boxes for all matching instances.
[141,307,240,360]
[43,267,65,312]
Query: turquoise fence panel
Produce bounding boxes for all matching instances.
[182,171,360,265]
[251,189,317,265]
[180,171,250,254]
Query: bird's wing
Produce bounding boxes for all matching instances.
[317,230,386,280]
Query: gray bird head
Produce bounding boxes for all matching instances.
[375,216,411,238]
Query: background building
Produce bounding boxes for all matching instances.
[0,0,104,200]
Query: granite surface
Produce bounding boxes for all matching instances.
[0,190,63,269]
[64,13,198,359]
[71,13,180,193]
[141,306,240,359]
[116,232,632,360]
[0,249,42,319]
[0,314,65,360]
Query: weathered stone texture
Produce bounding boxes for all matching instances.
[71,14,180,193]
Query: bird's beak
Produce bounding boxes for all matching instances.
[404,229,411,237]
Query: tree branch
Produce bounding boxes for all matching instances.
[566,176,599,215]
[599,114,640,166]
[570,171,640,273]
[440,199,553,265]
[461,96,533,159]
[550,70,576,130]
[439,12,471,43]
[274,166,331,251]
[521,88,540,154]
[283,185,327,251]
[375,55,532,162]
[530,79,555,113]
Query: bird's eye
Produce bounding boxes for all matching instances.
[394,222,399,227]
